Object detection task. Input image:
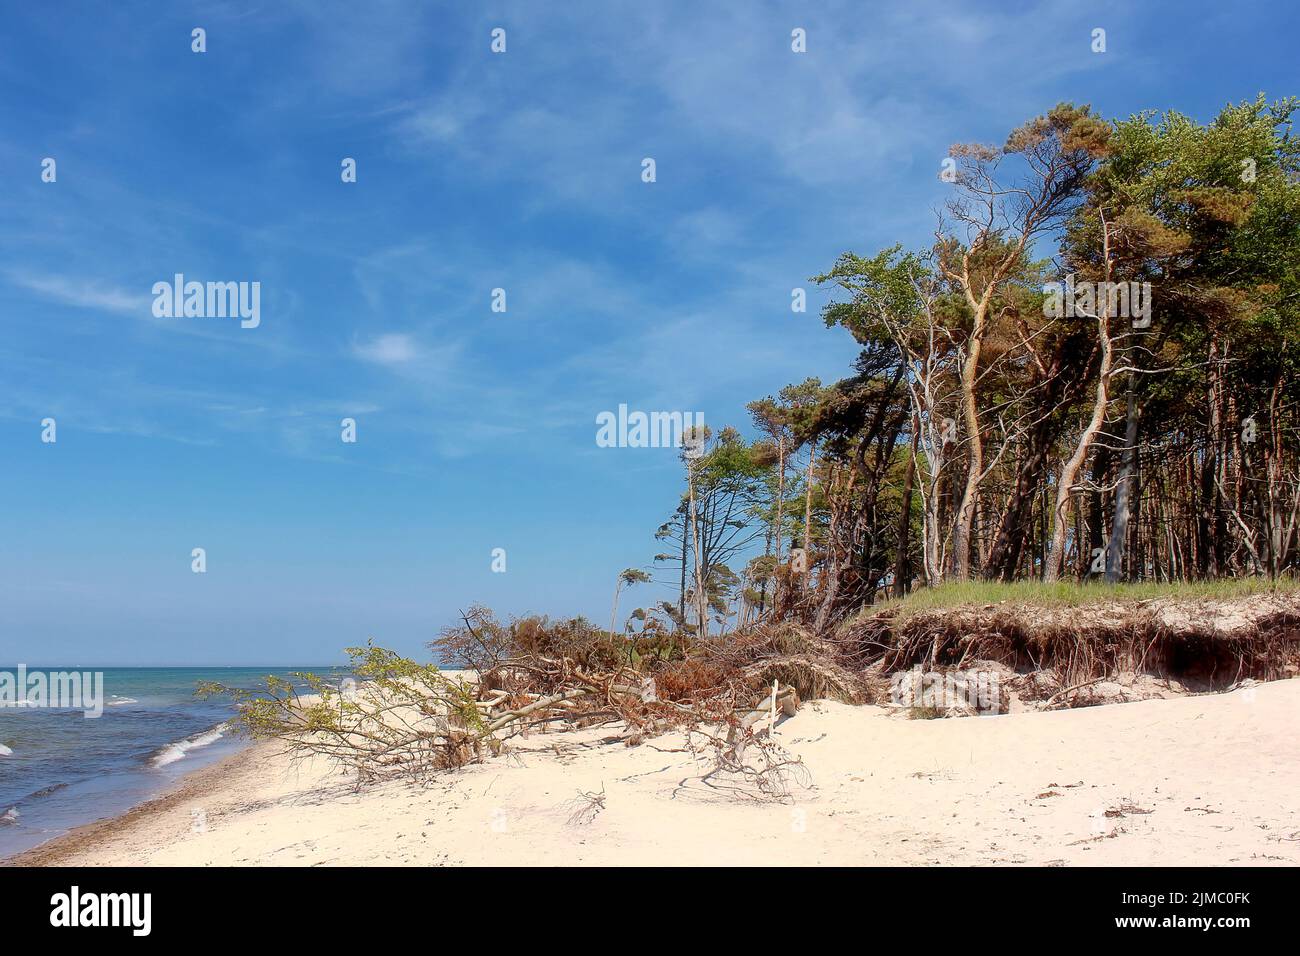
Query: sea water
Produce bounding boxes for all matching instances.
[0,666,344,859]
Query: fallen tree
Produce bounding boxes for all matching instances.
[200,612,818,797]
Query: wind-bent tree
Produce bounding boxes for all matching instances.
[939,104,1112,579]
[610,567,651,635]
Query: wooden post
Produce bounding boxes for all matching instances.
[770,679,778,736]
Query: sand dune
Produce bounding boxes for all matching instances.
[13,678,1299,866]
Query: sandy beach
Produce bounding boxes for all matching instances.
[9,678,1298,867]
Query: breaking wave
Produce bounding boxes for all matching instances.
[149,724,227,768]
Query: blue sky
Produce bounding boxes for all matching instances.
[2,1,1296,665]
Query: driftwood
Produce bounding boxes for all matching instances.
[1039,677,1108,710]
[729,683,800,742]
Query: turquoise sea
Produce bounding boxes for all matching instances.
[0,666,345,860]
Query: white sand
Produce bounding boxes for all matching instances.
[15,678,1300,866]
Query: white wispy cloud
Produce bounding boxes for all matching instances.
[353,332,422,366]
[350,332,465,385]
[7,272,146,316]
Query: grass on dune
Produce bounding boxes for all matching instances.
[874,577,1300,619]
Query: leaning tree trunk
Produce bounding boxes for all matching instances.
[609,581,623,636]
[1044,312,1114,583]
[949,326,985,582]
[1044,215,1117,584]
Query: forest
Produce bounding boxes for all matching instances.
[631,96,1300,638]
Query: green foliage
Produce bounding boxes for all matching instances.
[198,642,484,781]
[874,577,1300,620]
[1085,96,1300,414]
[618,568,652,587]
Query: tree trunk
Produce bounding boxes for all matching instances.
[801,442,815,591]
[678,510,688,620]
[950,326,985,581]
[771,436,787,615]
[609,581,622,636]
[892,436,916,597]
[1197,336,1221,578]
[1105,374,1140,583]
[687,462,708,634]
[1044,313,1114,582]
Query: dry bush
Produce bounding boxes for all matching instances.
[433,605,631,673]
[198,643,485,785]
[652,657,733,703]
[705,622,865,703]
[204,610,820,792]
[686,731,811,803]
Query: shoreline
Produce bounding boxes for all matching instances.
[2,741,273,867]
[6,680,1299,867]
